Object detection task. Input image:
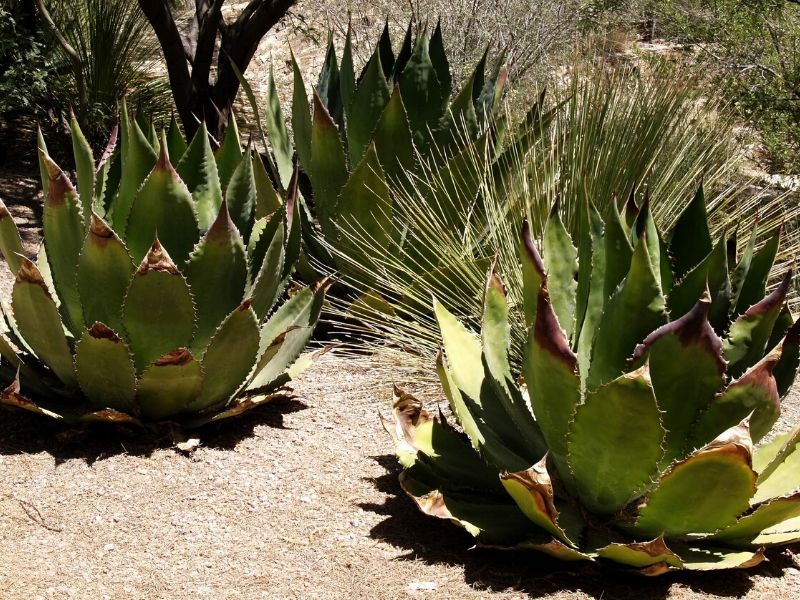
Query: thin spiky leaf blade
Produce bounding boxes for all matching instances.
[668,186,712,279]
[176,122,223,232]
[226,145,257,242]
[193,302,259,411]
[185,202,248,353]
[543,203,578,341]
[309,92,348,237]
[77,214,135,333]
[41,153,85,333]
[69,115,95,227]
[123,242,195,371]
[630,297,726,464]
[291,51,312,170]
[588,233,667,389]
[266,65,294,187]
[0,199,25,275]
[110,99,157,229]
[215,112,242,190]
[11,259,76,387]
[723,273,790,377]
[126,148,200,267]
[568,367,664,514]
[346,48,390,166]
[136,348,203,420]
[75,323,136,413]
[372,85,415,184]
[634,423,756,537]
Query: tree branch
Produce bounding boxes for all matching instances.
[34,0,85,108]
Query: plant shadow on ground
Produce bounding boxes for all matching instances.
[0,397,308,465]
[361,455,800,599]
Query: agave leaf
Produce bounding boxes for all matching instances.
[752,426,800,503]
[166,114,187,164]
[317,37,343,128]
[753,424,799,480]
[568,366,665,514]
[69,115,95,227]
[346,47,391,166]
[226,144,257,243]
[247,211,282,287]
[543,201,578,341]
[724,516,800,546]
[673,546,764,571]
[215,112,242,190]
[94,126,120,217]
[136,348,203,421]
[40,152,85,334]
[123,240,196,371]
[602,199,634,302]
[36,126,50,199]
[11,259,76,388]
[372,85,415,185]
[476,58,507,125]
[309,91,348,237]
[633,198,670,294]
[429,20,452,104]
[630,296,726,465]
[252,152,282,219]
[192,301,260,412]
[390,22,412,79]
[435,63,478,156]
[723,272,790,378]
[333,143,392,286]
[126,142,200,267]
[520,221,545,327]
[176,122,223,233]
[109,99,157,229]
[575,201,606,380]
[668,233,729,322]
[77,214,135,333]
[0,376,76,421]
[500,456,576,545]
[249,220,285,321]
[291,50,312,170]
[588,232,667,390]
[668,186,712,279]
[283,168,302,279]
[339,25,356,122]
[695,345,782,446]
[729,225,757,314]
[774,317,800,398]
[734,226,781,315]
[74,322,137,413]
[634,420,756,537]
[266,64,294,188]
[185,200,248,353]
[399,34,447,148]
[597,537,684,570]
[0,199,25,275]
[710,492,800,545]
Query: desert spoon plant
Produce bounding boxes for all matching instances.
[386,189,800,573]
[0,102,325,427]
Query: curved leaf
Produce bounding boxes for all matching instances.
[75,322,136,413]
[136,348,203,420]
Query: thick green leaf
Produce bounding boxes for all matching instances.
[77,214,135,333]
[372,85,415,184]
[192,301,259,412]
[711,493,800,544]
[602,199,634,302]
[309,91,348,236]
[333,143,392,285]
[249,222,285,321]
[668,233,729,321]
[752,426,800,503]
[123,241,196,371]
[136,348,203,420]
[633,198,669,294]
[346,48,390,166]
[588,232,667,389]
[266,64,294,187]
[634,424,756,537]
[716,517,800,546]
[597,538,683,570]
[215,111,242,190]
[74,323,136,413]
[575,202,606,381]
[0,199,24,274]
[94,126,120,217]
[735,227,781,315]
[291,50,312,170]
[11,259,76,387]
[226,144,256,242]
[185,201,247,353]
[126,144,200,267]
[675,546,764,571]
[729,226,757,314]
[399,34,447,147]
[429,21,452,101]
[166,114,187,164]
[568,367,665,514]
[520,220,545,328]
[668,186,712,279]
[339,25,356,120]
[774,317,800,397]
[176,122,223,232]
[252,152,282,219]
[110,99,157,229]
[754,425,798,479]
[723,272,790,377]
[435,63,478,155]
[69,114,95,227]
[543,201,578,340]
[317,37,342,127]
[40,153,85,334]
[36,126,50,199]
[630,296,726,464]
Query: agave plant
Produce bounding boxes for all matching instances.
[0,101,324,427]
[385,189,800,573]
[236,21,536,283]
